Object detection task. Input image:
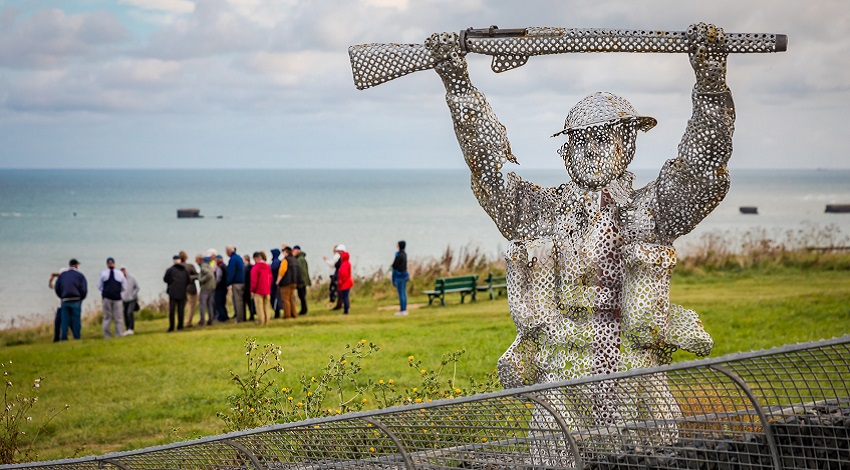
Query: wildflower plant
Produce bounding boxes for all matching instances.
[219,339,501,433]
[1,361,69,464]
[217,338,287,432]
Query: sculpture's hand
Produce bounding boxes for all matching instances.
[424,32,468,79]
[688,23,729,93]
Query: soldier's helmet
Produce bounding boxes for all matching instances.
[552,92,656,137]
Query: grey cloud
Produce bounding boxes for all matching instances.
[0,7,128,69]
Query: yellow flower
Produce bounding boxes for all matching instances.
[420,369,426,375]
[288,396,293,401]
[412,387,418,392]
[366,423,372,427]
[408,355,414,361]
[362,398,368,403]
[415,398,422,403]
[307,392,313,397]
[249,408,255,413]
[369,447,375,452]
[297,402,303,407]
[341,359,347,365]
[281,387,287,392]
[481,437,488,443]
[379,379,384,385]
[388,379,394,384]
[311,377,316,382]
[360,339,367,345]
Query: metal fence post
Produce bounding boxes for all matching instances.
[708,365,782,470]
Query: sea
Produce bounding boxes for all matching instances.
[1,168,849,329]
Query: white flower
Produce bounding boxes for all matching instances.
[26,417,32,422]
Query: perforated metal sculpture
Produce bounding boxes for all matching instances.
[350,23,786,463]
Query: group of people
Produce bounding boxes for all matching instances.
[160,244,317,332]
[49,242,369,340]
[50,256,141,341]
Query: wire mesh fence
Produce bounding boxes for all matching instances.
[6,335,849,470]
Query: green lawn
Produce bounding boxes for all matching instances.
[2,267,848,461]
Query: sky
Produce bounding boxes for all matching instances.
[1,0,849,170]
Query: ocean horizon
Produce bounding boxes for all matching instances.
[2,168,849,329]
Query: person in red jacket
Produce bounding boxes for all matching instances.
[336,250,353,315]
[250,251,273,325]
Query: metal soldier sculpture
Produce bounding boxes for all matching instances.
[350,23,786,462]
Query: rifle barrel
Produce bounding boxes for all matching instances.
[349,27,787,89]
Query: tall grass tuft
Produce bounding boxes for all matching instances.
[677,224,850,274]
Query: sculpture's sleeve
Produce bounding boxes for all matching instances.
[653,25,735,243]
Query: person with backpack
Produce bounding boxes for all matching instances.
[98,257,126,338]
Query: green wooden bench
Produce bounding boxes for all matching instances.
[423,275,478,306]
[477,273,507,300]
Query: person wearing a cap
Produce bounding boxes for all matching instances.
[292,245,311,316]
[425,23,729,387]
[163,255,190,331]
[98,256,126,338]
[54,258,88,340]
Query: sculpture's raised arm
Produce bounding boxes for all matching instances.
[426,32,540,241]
[654,23,736,242]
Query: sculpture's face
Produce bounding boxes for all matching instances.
[560,122,638,190]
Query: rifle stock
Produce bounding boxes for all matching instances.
[349,27,787,90]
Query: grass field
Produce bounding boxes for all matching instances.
[1,264,848,462]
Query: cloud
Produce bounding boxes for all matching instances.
[0,8,128,69]
[119,0,195,14]
[1,0,850,169]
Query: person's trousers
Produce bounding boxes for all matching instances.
[338,289,351,314]
[279,284,296,319]
[394,277,408,311]
[102,298,125,338]
[297,285,308,315]
[168,297,186,331]
[246,294,256,320]
[270,285,281,318]
[59,301,82,340]
[199,289,214,325]
[214,287,228,321]
[253,294,270,325]
[231,283,245,322]
[123,300,136,331]
[185,292,198,326]
[53,307,61,342]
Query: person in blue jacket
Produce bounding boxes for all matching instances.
[54,258,88,340]
[225,245,246,322]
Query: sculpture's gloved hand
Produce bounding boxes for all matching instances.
[688,23,729,93]
[424,32,467,76]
